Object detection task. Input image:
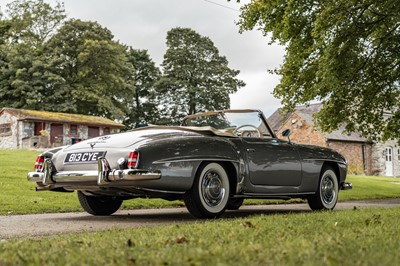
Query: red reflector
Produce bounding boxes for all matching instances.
[34,155,45,172]
[127,151,139,169]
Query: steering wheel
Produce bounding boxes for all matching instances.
[233,124,262,138]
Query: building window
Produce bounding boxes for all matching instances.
[103,127,110,135]
[0,123,11,136]
[34,122,45,136]
[70,124,78,136]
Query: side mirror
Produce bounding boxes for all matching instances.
[281,129,291,143]
[282,129,291,137]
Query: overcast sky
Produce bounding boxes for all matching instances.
[2,0,286,116]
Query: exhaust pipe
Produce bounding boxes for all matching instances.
[36,185,53,191]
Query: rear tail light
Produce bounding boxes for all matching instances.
[34,155,45,172]
[127,151,139,169]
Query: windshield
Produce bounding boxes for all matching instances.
[182,111,273,138]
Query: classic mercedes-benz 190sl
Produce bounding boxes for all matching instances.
[28,109,352,218]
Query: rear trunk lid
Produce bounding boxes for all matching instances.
[63,127,201,151]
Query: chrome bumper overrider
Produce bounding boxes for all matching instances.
[27,157,161,186]
[341,182,352,190]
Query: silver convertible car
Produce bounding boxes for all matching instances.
[28,109,352,218]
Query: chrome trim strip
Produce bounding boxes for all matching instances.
[153,158,239,164]
[108,169,161,182]
[302,158,346,164]
[243,192,314,197]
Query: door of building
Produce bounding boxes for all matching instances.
[50,124,63,144]
[385,147,393,176]
[88,126,100,139]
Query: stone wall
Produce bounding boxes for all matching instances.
[372,140,400,177]
[0,112,18,149]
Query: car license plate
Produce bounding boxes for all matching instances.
[64,151,106,164]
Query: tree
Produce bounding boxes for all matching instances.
[0,0,66,110]
[0,1,134,120]
[238,0,400,141]
[5,0,65,47]
[123,48,161,129]
[45,19,134,119]
[157,27,245,124]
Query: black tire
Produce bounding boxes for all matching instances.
[307,166,339,211]
[77,191,122,216]
[184,163,230,219]
[226,198,244,210]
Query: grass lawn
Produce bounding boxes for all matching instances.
[1,149,399,265]
[0,207,399,265]
[1,149,399,215]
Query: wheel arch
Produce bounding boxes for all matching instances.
[321,161,340,183]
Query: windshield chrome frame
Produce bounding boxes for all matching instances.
[181,109,276,139]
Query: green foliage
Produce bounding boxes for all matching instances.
[45,19,134,119]
[158,27,245,124]
[0,1,135,120]
[0,0,66,110]
[5,0,66,47]
[123,48,161,129]
[239,0,400,142]
[1,208,399,265]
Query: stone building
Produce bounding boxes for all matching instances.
[371,134,400,177]
[268,103,379,175]
[0,108,125,149]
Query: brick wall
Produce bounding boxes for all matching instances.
[276,113,371,175]
[276,113,326,147]
[327,140,372,175]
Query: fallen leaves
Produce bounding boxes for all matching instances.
[166,235,189,245]
[365,214,382,226]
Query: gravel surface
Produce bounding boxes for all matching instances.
[1,198,399,239]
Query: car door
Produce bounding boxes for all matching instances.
[241,138,302,186]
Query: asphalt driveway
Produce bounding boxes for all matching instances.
[1,198,399,239]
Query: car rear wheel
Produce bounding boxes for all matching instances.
[184,162,230,218]
[307,166,339,211]
[77,191,122,216]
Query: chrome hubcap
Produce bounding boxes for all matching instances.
[201,170,225,207]
[321,175,336,204]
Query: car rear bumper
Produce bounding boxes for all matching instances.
[27,157,161,186]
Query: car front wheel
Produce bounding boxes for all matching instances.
[226,198,244,210]
[77,191,122,216]
[184,162,230,219]
[307,166,339,210]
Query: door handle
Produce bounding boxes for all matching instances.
[271,139,280,145]
[246,149,255,153]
